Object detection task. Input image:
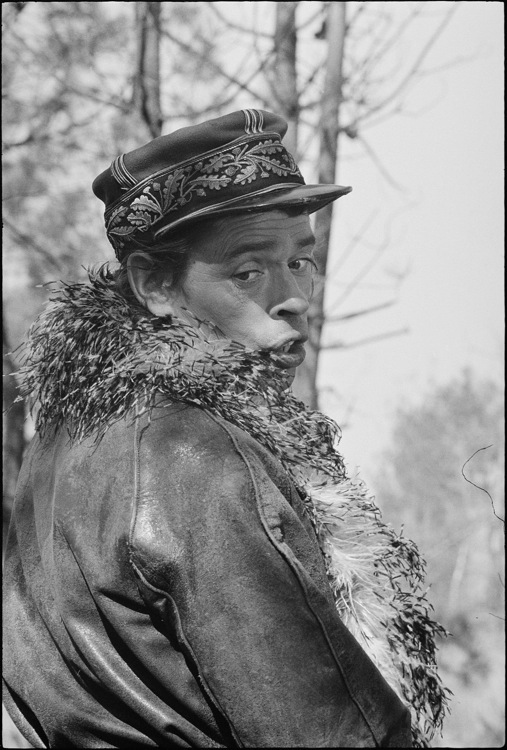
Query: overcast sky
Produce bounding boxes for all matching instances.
[318,1,504,484]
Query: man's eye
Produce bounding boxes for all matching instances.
[289,258,317,273]
[233,269,262,282]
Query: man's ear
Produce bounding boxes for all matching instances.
[127,252,177,317]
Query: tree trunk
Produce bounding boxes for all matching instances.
[3,314,26,547]
[272,2,299,156]
[293,1,347,408]
[134,1,163,139]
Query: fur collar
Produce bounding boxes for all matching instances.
[16,266,450,746]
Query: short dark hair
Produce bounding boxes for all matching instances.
[113,219,214,307]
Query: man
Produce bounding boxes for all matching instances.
[3,109,447,748]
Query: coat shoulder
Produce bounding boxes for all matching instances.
[130,402,290,576]
[138,401,278,477]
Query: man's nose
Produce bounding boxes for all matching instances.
[268,270,310,319]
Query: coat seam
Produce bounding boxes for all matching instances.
[204,411,381,745]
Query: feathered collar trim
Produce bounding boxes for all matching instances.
[15,266,450,746]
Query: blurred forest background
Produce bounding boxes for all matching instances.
[2,2,504,747]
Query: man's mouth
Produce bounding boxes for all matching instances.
[270,340,307,369]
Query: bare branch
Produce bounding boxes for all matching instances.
[3,110,104,150]
[356,134,407,191]
[296,4,327,34]
[3,131,55,150]
[2,191,47,201]
[299,59,327,101]
[345,1,370,32]
[326,299,398,324]
[160,26,271,107]
[322,327,409,351]
[159,50,276,122]
[348,3,426,91]
[327,210,380,278]
[6,23,131,113]
[414,49,483,77]
[205,2,272,37]
[462,446,504,524]
[327,236,391,312]
[340,4,455,133]
[4,217,64,273]
[355,2,462,126]
[209,0,321,44]
[53,82,130,112]
[358,49,482,133]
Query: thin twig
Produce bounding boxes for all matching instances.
[327,210,380,278]
[461,446,504,524]
[205,2,272,38]
[4,217,64,273]
[488,613,505,621]
[328,237,390,311]
[3,110,103,150]
[322,327,409,351]
[326,299,397,324]
[161,26,270,107]
[357,134,407,191]
[357,2,462,125]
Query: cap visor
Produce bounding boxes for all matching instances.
[154,183,352,239]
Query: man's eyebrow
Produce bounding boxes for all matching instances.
[228,235,316,255]
[297,234,316,249]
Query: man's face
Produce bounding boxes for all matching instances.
[171,210,316,375]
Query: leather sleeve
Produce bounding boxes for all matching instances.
[129,406,410,748]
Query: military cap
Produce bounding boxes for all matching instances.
[92,108,352,260]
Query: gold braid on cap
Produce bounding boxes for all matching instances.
[111,155,137,191]
[242,108,265,134]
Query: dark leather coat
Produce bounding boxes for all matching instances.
[3,403,412,748]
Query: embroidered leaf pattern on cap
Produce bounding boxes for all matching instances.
[105,138,302,253]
